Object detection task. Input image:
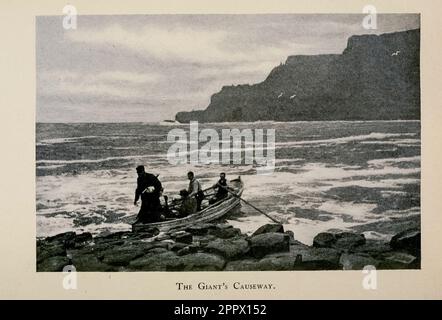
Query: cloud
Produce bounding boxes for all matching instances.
[65,24,310,66]
[38,70,162,100]
[194,61,277,82]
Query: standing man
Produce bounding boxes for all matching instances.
[187,171,204,211]
[134,165,162,223]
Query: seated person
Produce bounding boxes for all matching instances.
[209,172,229,204]
[178,189,197,217]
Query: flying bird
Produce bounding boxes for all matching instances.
[277,92,284,99]
[290,94,296,99]
[391,50,401,56]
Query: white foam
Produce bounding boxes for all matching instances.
[275,132,416,147]
[40,136,101,144]
[367,156,421,167]
[36,154,157,165]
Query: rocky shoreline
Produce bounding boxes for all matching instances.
[37,222,420,272]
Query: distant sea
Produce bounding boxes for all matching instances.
[36,121,421,244]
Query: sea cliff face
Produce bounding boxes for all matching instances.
[175,29,420,123]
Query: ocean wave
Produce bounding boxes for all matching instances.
[38,134,165,145]
[367,156,421,167]
[36,154,158,165]
[275,132,417,146]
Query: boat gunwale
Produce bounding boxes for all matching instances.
[132,178,243,232]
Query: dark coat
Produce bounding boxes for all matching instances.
[135,172,162,223]
[215,178,228,198]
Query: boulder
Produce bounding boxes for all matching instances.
[252,224,284,236]
[313,233,336,248]
[313,232,365,250]
[378,252,419,269]
[170,242,188,252]
[205,238,249,259]
[72,254,115,272]
[195,235,218,247]
[75,232,93,244]
[289,245,342,270]
[129,252,184,271]
[64,232,94,249]
[284,230,302,245]
[390,228,421,256]
[97,231,132,240]
[208,225,241,239]
[249,233,290,258]
[143,227,160,237]
[150,241,171,250]
[334,233,366,250]
[181,253,226,271]
[185,224,216,236]
[155,233,172,241]
[45,232,76,244]
[37,256,70,272]
[258,256,296,271]
[349,240,392,257]
[37,244,66,263]
[101,244,150,266]
[146,247,169,255]
[171,231,193,244]
[225,259,261,271]
[177,247,191,256]
[133,230,160,240]
[339,253,380,270]
[177,245,198,256]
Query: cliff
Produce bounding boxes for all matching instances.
[175,29,420,123]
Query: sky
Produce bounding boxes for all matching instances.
[36,14,420,122]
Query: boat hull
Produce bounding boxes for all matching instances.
[132,178,243,233]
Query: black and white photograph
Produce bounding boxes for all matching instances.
[36,13,421,272]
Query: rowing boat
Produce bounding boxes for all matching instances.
[132,177,244,233]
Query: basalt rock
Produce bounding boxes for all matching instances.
[339,253,380,270]
[205,238,249,259]
[45,231,76,244]
[172,231,193,244]
[101,244,151,266]
[37,244,66,263]
[37,256,70,272]
[390,228,421,256]
[208,224,241,239]
[181,253,226,271]
[313,232,365,250]
[252,224,284,236]
[225,259,261,271]
[378,252,419,269]
[71,254,115,272]
[279,245,342,270]
[186,223,217,236]
[334,232,366,250]
[249,233,290,258]
[313,232,337,248]
[129,252,184,271]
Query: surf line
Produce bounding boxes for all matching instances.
[166,121,275,174]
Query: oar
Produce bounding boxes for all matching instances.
[217,184,283,224]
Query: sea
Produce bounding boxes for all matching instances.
[36,121,421,245]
